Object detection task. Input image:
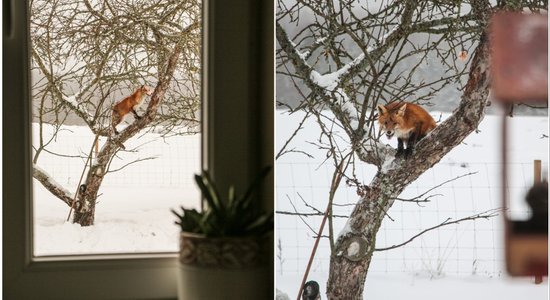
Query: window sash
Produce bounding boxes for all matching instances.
[3,0,274,298]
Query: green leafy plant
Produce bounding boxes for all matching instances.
[172,166,273,237]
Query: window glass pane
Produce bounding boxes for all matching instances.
[30,0,202,256]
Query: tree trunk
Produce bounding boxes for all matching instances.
[72,142,117,226]
[326,32,491,299]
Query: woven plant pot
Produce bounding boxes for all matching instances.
[177,232,270,299]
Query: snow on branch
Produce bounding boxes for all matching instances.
[356,137,396,169]
[309,53,365,92]
[313,23,400,92]
[307,22,401,98]
[33,164,76,206]
[381,25,400,43]
[61,90,95,126]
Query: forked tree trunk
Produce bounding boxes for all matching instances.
[72,141,118,226]
[326,32,491,299]
[71,45,182,226]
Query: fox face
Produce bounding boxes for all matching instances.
[377,103,408,139]
[140,85,154,96]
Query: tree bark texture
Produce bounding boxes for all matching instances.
[326,33,491,299]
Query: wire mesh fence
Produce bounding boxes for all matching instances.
[276,160,547,278]
[31,123,201,189]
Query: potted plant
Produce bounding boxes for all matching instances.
[172,167,273,299]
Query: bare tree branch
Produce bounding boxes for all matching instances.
[374,208,501,252]
[33,164,75,207]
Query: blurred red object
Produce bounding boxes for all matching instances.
[491,12,548,103]
[457,50,468,62]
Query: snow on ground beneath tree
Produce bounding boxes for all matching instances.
[32,123,201,256]
[277,272,547,300]
[34,186,199,254]
[275,109,548,299]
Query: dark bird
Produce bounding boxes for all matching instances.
[302,280,320,300]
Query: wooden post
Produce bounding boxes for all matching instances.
[296,205,329,300]
[534,159,543,284]
[534,160,542,184]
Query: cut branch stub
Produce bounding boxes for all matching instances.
[341,236,369,262]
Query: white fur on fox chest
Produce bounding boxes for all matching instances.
[395,127,413,140]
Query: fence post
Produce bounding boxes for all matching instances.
[534,159,543,284]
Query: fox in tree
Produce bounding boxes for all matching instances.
[111,85,153,134]
[377,102,436,158]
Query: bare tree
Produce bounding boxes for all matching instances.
[276,0,546,298]
[30,0,201,226]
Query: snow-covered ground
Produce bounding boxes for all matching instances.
[276,109,548,299]
[32,124,201,255]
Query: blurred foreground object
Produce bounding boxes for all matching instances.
[491,12,548,280]
[491,12,548,102]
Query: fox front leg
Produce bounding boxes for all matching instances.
[404,124,424,158]
[131,108,142,120]
[396,138,405,157]
[111,113,121,135]
[404,132,419,158]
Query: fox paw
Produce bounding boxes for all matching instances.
[404,148,413,158]
[395,149,404,158]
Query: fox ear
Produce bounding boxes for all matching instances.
[397,104,407,116]
[377,104,386,116]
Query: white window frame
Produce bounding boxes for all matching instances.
[3,0,274,298]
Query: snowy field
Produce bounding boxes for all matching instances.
[276,109,548,299]
[33,124,201,255]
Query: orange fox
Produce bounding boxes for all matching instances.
[111,85,153,134]
[377,102,436,158]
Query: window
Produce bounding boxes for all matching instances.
[30,0,202,257]
[3,0,274,298]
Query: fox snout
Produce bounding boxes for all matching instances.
[142,86,154,96]
[385,130,394,139]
